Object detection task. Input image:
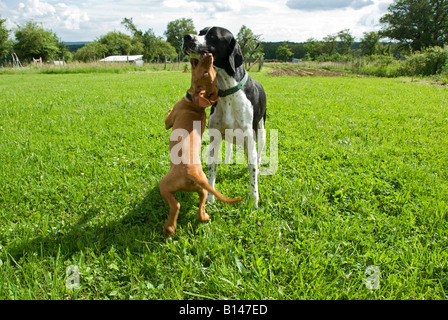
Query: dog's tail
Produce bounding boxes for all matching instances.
[191,175,244,204]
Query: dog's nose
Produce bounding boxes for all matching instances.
[183,34,194,42]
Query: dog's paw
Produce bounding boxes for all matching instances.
[163,224,176,237]
[197,211,210,222]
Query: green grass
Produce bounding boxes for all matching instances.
[0,61,186,75]
[0,69,447,299]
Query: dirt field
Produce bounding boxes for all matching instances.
[269,67,346,77]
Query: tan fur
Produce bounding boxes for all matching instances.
[159,54,243,237]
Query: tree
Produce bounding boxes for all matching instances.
[152,39,177,61]
[73,42,107,62]
[122,17,148,55]
[304,38,322,60]
[380,0,448,51]
[121,17,143,39]
[1,16,10,57]
[98,31,142,56]
[276,42,293,62]
[57,39,73,62]
[122,17,172,61]
[237,25,264,67]
[360,31,380,56]
[139,29,162,61]
[164,18,196,54]
[13,21,60,62]
[322,34,338,56]
[337,29,354,55]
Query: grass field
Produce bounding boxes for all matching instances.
[0,67,447,300]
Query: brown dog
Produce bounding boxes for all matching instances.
[159,53,243,237]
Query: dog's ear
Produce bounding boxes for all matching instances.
[228,37,243,75]
[190,58,198,70]
[199,27,211,36]
[208,92,220,105]
[193,91,212,108]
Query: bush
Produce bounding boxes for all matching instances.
[349,55,401,77]
[400,46,448,76]
[316,53,354,63]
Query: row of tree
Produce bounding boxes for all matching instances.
[1,0,448,65]
[0,17,197,64]
[266,30,393,62]
[73,18,198,63]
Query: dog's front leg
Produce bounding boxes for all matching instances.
[257,119,266,167]
[206,129,222,204]
[245,135,259,208]
[207,151,218,204]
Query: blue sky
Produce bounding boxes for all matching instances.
[0,0,394,42]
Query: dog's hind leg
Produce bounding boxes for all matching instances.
[162,192,180,237]
[196,184,210,222]
[159,177,181,237]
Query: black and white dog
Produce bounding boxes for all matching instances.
[183,26,267,208]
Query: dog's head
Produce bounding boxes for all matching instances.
[189,53,219,108]
[182,26,243,76]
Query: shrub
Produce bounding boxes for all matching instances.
[400,46,448,76]
[316,53,354,63]
[350,55,401,77]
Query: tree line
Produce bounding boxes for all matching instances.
[1,0,447,67]
[268,0,448,62]
[0,17,197,64]
[262,31,394,62]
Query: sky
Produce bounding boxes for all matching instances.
[0,0,395,43]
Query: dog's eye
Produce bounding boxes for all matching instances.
[203,71,209,76]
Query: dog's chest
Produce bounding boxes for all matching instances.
[210,72,253,132]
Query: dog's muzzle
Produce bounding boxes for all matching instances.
[182,34,206,58]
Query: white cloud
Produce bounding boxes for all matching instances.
[57,5,89,30]
[191,0,243,12]
[286,0,374,11]
[0,0,395,42]
[18,0,56,17]
[163,0,188,9]
[357,0,394,33]
[7,0,89,31]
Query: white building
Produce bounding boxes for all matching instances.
[99,55,144,66]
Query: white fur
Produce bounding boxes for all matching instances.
[207,68,261,207]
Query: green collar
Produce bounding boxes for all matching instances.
[218,72,249,97]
